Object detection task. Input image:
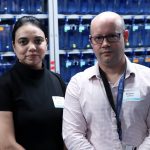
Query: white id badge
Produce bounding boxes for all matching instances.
[123,89,143,102]
[52,96,64,108]
[123,145,137,150]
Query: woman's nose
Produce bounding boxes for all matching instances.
[28,43,37,51]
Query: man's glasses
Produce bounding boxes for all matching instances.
[89,33,121,45]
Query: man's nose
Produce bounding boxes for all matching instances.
[101,37,110,47]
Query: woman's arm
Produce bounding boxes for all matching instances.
[64,144,67,150]
[0,111,25,150]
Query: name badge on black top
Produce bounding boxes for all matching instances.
[52,96,64,108]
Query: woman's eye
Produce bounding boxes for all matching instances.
[35,39,42,44]
[19,39,28,45]
[35,38,44,45]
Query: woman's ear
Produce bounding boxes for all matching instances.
[46,38,48,45]
[12,42,16,53]
[46,38,48,50]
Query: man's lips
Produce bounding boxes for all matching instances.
[101,51,112,55]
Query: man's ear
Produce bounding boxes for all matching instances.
[124,29,129,44]
[89,35,93,47]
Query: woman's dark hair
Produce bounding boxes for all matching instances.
[12,16,47,43]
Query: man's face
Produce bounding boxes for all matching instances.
[90,20,128,68]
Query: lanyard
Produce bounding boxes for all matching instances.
[99,67,126,140]
[116,71,126,140]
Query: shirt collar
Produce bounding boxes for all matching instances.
[125,55,136,78]
[87,62,100,80]
[87,55,135,80]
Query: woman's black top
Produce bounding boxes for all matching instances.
[0,61,66,150]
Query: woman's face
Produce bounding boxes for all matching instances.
[13,23,47,69]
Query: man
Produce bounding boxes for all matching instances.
[63,11,150,150]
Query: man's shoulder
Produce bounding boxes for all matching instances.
[132,63,150,72]
[67,66,96,92]
[73,65,95,79]
[131,63,150,80]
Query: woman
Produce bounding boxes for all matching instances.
[0,16,66,150]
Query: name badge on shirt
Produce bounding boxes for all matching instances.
[122,144,137,150]
[123,89,143,102]
[52,96,64,108]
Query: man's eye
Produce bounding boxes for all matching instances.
[109,35,117,38]
[109,34,120,39]
[95,36,103,41]
[96,36,102,39]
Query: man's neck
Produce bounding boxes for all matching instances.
[99,59,126,84]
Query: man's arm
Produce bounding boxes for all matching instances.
[137,105,150,150]
[62,76,95,150]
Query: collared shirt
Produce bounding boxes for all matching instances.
[63,56,150,150]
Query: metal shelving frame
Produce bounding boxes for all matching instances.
[0,0,56,71]
[52,1,150,74]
